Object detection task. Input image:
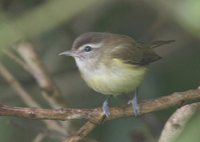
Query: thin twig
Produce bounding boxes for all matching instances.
[3,49,31,73]
[0,89,199,121]
[158,102,200,142]
[0,62,67,135]
[0,88,199,142]
[62,119,103,142]
[15,40,65,108]
[33,133,46,142]
[4,40,71,134]
[0,62,39,107]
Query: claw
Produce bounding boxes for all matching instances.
[128,89,140,116]
[102,98,110,117]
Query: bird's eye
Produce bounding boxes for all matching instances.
[84,46,92,52]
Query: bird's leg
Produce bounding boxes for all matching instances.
[128,88,140,116]
[102,96,111,117]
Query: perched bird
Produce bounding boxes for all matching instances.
[60,32,174,117]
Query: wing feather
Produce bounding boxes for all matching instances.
[110,39,161,65]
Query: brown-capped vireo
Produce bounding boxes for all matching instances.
[59,32,174,117]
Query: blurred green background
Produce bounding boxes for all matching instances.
[0,0,200,142]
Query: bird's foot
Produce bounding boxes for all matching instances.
[102,98,110,117]
[128,91,140,116]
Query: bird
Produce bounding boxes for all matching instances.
[59,32,174,117]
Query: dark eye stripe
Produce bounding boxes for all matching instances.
[84,46,92,52]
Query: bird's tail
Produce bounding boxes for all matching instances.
[150,40,175,48]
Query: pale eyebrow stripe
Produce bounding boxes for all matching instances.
[79,42,103,50]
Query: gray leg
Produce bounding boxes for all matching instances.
[102,97,110,117]
[128,88,140,116]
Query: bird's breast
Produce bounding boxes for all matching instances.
[77,58,147,95]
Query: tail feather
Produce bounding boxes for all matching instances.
[150,40,175,48]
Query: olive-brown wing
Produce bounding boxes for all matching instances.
[110,42,161,65]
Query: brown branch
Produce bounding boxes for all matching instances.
[3,41,72,136]
[62,119,103,142]
[3,49,31,73]
[0,89,199,120]
[0,62,40,107]
[33,133,46,142]
[0,88,200,142]
[158,102,200,142]
[0,62,67,135]
[15,40,65,108]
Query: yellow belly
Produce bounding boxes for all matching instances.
[80,59,147,95]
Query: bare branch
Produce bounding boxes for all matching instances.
[33,133,46,142]
[62,120,103,142]
[0,62,67,135]
[0,88,199,142]
[0,62,39,107]
[15,41,64,108]
[3,49,31,73]
[0,62,199,142]
[158,102,200,142]
[0,89,199,121]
